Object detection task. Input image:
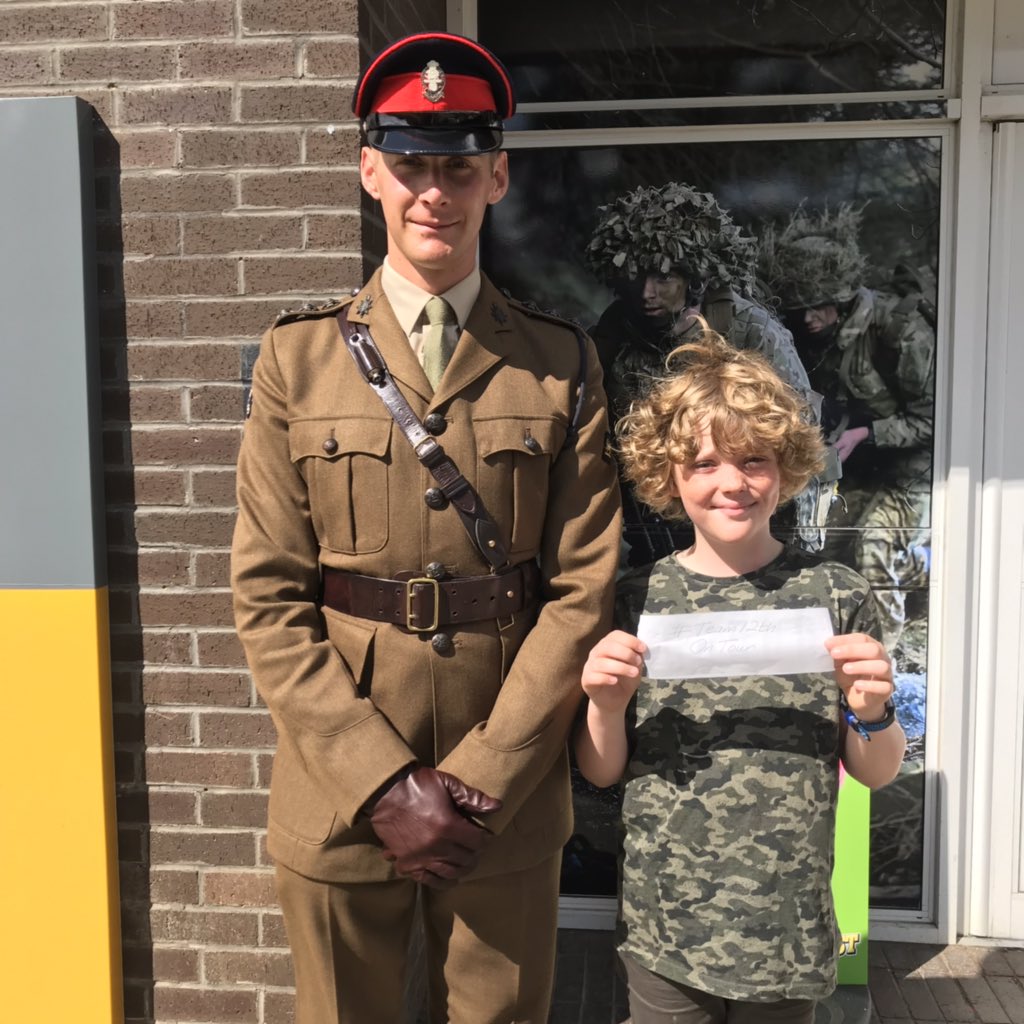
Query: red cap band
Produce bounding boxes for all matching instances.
[371,73,497,114]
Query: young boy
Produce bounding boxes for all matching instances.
[575,334,906,1023]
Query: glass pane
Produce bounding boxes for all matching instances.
[481,0,947,104]
[483,136,941,910]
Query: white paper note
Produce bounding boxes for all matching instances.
[637,607,835,679]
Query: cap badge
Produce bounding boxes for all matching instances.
[421,61,446,104]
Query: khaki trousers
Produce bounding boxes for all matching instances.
[275,854,561,1024]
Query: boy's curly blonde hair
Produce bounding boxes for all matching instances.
[616,332,826,521]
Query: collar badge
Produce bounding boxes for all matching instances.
[490,302,508,325]
[421,61,446,104]
[357,296,373,316]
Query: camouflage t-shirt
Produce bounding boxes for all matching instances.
[614,547,881,1002]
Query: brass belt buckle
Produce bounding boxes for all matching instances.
[405,577,440,632]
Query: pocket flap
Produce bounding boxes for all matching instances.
[288,417,392,462]
[475,416,562,458]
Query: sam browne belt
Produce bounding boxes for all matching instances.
[320,561,541,633]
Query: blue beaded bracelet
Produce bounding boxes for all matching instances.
[840,695,896,741]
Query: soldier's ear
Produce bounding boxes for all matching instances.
[360,147,381,201]
[487,151,509,205]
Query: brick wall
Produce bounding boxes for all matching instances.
[0,2,438,1022]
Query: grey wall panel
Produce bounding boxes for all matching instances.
[0,97,106,589]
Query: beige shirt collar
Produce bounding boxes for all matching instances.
[381,257,481,339]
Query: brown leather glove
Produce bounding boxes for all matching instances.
[368,766,502,889]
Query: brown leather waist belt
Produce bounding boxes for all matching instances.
[320,561,541,633]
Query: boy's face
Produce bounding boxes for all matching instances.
[359,148,509,291]
[669,431,780,549]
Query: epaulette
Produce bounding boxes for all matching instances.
[274,292,353,327]
[500,288,584,332]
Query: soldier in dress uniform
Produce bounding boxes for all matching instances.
[230,32,622,1024]
[759,203,935,651]
[584,181,833,565]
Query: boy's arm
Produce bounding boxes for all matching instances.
[825,632,907,789]
[573,630,646,788]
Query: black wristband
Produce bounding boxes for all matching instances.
[841,696,896,741]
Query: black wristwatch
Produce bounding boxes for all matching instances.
[840,695,896,741]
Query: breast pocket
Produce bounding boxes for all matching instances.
[475,416,564,556]
[289,417,392,554]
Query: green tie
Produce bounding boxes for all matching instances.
[422,296,458,389]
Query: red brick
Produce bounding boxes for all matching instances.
[241,167,360,208]
[264,990,295,1023]
[150,830,258,870]
[113,1,234,41]
[120,300,184,338]
[112,629,193,666]
[305,213,361,251]
[153,985,257,1023]
[199,711,276,749]
[150,867,201,904]
[119,84,233,126]
[127,341,244,381]
[184,298,284,338]
[148,789,200,826]
[256,753,274,787]
[124,256,238,298]
[302,40,360,79]
[105,468,188,506]
[243,254,361,295]
[137,588,235,627]
[121,215,180,257]
[121,172,234,213]
[135,510,237,546]
[240,83,354,124]
[189,384,246,422]
[143,670,251,706]
[0,6,106,44]
[260,911,289,948]
[205,950,294,987]
[129,426,241,466]
[201,791,269,828]
[191,470,237,508]
[194,550,232,586]
[203,870,277,907]
[151,946,201,983]
[183,214,303,255]
[105,385,186,424]
[303,124,361,166]
[146,708,195,746]
[110,548,190,587]
[0,48,54,84]
[146,749,253,787]
[111,129,178,169]
[180,129,301,169]
[242,0,358,36]
[197,632,249,668]
[180,41,296,80]
[59,44,177,82]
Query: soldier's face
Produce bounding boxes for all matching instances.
[360,148,509,290]
[640,271,689,319]
[803,303,839,334]
[669,430,780,552]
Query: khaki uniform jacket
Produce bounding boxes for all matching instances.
[231,270,622,883]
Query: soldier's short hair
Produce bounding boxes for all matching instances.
[617,332,825,520]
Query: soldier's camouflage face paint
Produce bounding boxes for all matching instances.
[641,271,690,318]
[803,303,840,334]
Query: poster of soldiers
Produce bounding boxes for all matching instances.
[482,135,939,911]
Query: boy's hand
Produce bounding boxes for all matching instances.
[582,630,647,714]
[825,632,894,722]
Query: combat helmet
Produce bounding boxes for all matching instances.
[585,182,757,296]
[759,203,868,309]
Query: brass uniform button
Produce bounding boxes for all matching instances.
[322,437,338,455]
[424,413,447,436]
[524,434,541,453]
[424,487,448,510]
[431,632,454,655]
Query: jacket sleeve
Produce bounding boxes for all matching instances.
[872,298,935,451]
[435,333,623,832]
[231,325,416,827]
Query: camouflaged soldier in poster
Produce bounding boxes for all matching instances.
[573,336,906,1019]
[585,182,835,564]
[760,204,935,652]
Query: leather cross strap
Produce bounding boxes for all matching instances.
[337,306,510,571]
[321,562,540,632]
